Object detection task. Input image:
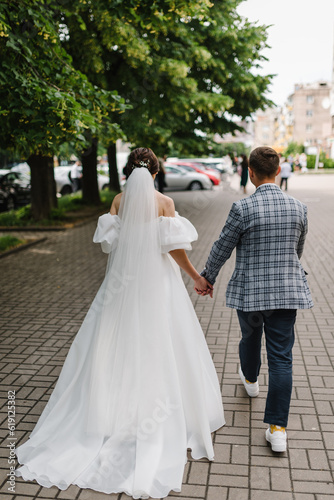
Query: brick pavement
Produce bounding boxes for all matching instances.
[0,173,333,500]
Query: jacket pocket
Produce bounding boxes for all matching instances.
[230,270,240,281]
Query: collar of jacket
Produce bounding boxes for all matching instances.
[255,183,281,191]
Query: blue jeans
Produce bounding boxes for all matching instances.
[237,309,297,428]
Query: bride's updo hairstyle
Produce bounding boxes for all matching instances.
[125,147,159,179]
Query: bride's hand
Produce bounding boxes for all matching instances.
[194,276,214,298]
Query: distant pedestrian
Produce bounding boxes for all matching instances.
[240,154,249,194]
[280,159,292,191]
[288,155,294,172]
[294,155,301,171]
[300,153,308,173]
[70,160,82,192]
[157,155,167,193]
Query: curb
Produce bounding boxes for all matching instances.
[0,226,66,232]
[0,237,47,259]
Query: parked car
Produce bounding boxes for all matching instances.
[54,166,110,196]
[163,164,212,191]
[169,161,221,186]
[0,169,31,211]
[196,158,234,176]
[171,157,234,175]
[54,166,77,195]
[11,162,31,176]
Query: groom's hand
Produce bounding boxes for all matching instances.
[194,276,214,298]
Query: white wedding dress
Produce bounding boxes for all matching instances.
[15,168,225,499]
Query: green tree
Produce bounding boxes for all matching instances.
[62,0,272,186]
[0,0,126,219]
[219,142,251,158]
[283,142,305,156]
[62,0,216,190]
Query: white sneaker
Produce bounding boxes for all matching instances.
[238,367,259,397]
[265,426,287,452]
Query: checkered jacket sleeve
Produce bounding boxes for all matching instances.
[201,202,243,285]
[297,205,308,258]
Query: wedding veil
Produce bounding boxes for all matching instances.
[85,167,163,436]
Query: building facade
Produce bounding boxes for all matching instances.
[253,108,278,148]
[253,107,291,152]
[215,119,254,149]
[288,82,332,154]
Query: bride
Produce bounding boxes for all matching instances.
[15,147,225,498]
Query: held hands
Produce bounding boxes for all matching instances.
[194,276,214,298]
[169,249,214,297]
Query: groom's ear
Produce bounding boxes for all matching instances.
[276,165,281,177]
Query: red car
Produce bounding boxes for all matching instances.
[169,161,221,186]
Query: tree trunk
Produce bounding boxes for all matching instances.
[0,152,8,169]
[107,142,121,192]
[28,154,57,221]
[81,138,100,205]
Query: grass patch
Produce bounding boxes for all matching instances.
[57,190,116,211]
[0,190,117,227]
[0,235,25,252]
[0,206,32,227]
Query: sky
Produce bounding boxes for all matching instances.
[237,0,334,107]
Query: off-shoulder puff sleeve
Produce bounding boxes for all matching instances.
[159,211,198,253]
[93,213,121,254]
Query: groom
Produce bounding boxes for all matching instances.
[195,146,313,452]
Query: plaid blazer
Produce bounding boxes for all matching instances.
[201,184,313,311]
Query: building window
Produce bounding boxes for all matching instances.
[306,124,312,132]
[306,110,313,117]
[306,95,314,104]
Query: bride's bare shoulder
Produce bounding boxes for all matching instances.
[156,192,175,217]
[110,191,175,217]
[110,193,122,215]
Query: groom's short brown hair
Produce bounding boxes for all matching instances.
[249,147,280,179]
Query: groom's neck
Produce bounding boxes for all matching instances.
[253,178,277,188]
[248,167,279,188]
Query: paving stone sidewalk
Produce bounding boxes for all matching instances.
[0,173,333,500]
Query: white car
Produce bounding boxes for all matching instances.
[54,166,110,196]
[163,164,212,191]
[10,163,111,196]
[11,162,31,176]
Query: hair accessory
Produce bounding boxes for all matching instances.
[139,160,150,168]
[131,160,150,170]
